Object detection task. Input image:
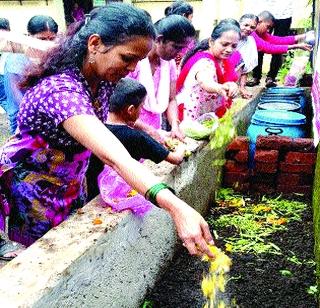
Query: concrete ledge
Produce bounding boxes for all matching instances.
[0,89,261,307]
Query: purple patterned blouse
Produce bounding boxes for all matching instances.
[0,68,115,246]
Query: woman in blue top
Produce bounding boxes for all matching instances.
[3,15,58,134]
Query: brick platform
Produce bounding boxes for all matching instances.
[223,136,316,196]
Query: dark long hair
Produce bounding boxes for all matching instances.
[164,1,193,19]
[22,3,156,88]
[181,20,241,68]
[154,14,195,43]
[27,15,58,35]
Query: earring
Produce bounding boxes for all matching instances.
[88,53,95,64]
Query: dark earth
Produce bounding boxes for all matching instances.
[146,195,317,308]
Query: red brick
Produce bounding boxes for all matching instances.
[279,162,315,174]
[254,162,278,174]
[285,152,317,164]
[277,185,312,196]
[277,167,315,186]
[226,137,249,151]
[234,151,248,162]
[254,150,279,163]
[225,150,238,160]
[251,183,275,194]
[256,136,292,150]
[223,171,250,185]
[224,160,248,173]
[277,173,300,186]
[290,138,316,152]
[298,174,314,185]
[251,172,276,185]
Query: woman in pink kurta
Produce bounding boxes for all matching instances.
[129,58,177,130]
[248,10,312,87]
[129,15,195,142]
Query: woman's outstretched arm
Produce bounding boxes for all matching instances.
[63,114,215,257]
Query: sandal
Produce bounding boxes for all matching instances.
[0,238,25,261]
[265,77,277,88]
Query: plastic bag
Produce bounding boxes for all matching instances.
[180,113,218,140]
[284,52,310,87]
[98,165,153,216]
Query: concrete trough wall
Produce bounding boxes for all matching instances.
[0,91,261,307]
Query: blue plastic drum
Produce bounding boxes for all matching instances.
[257,101,302,113]
[263,87,306,110]
[247,110,306,166]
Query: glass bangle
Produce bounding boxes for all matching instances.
[145,183,175,205]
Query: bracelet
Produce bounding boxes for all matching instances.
[145,183,175,206]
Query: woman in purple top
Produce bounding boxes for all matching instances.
[0,3,214,259]
[72,2,85,22]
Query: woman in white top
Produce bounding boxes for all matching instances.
[237,14,259,98]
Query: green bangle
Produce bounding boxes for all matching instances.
[145,183,175,206]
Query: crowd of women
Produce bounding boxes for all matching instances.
[0,1,314,260]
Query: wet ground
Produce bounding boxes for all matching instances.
[146,196,317,308]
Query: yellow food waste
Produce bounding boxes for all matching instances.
[202,245,232,308]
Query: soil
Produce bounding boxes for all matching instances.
[146,195,318,308]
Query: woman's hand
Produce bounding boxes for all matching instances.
[64,115,214,257]
[290,43,313,51]
[133,119,166,144]
[170,122,185,142]
[240,87,253,99]
[222,82,239,98]
[156,190,215,258]
[169,200,215,257]
[215,84,228,99]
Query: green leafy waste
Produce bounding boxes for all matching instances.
[209,110,236,150]
[208,189,308,255]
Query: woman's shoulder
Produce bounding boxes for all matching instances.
[37,68,89,95]
[190,57,215,73]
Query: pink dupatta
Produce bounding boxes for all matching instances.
[176,51,240,120]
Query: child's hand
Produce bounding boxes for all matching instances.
[165,141,186,165]
[165,138,180,151]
